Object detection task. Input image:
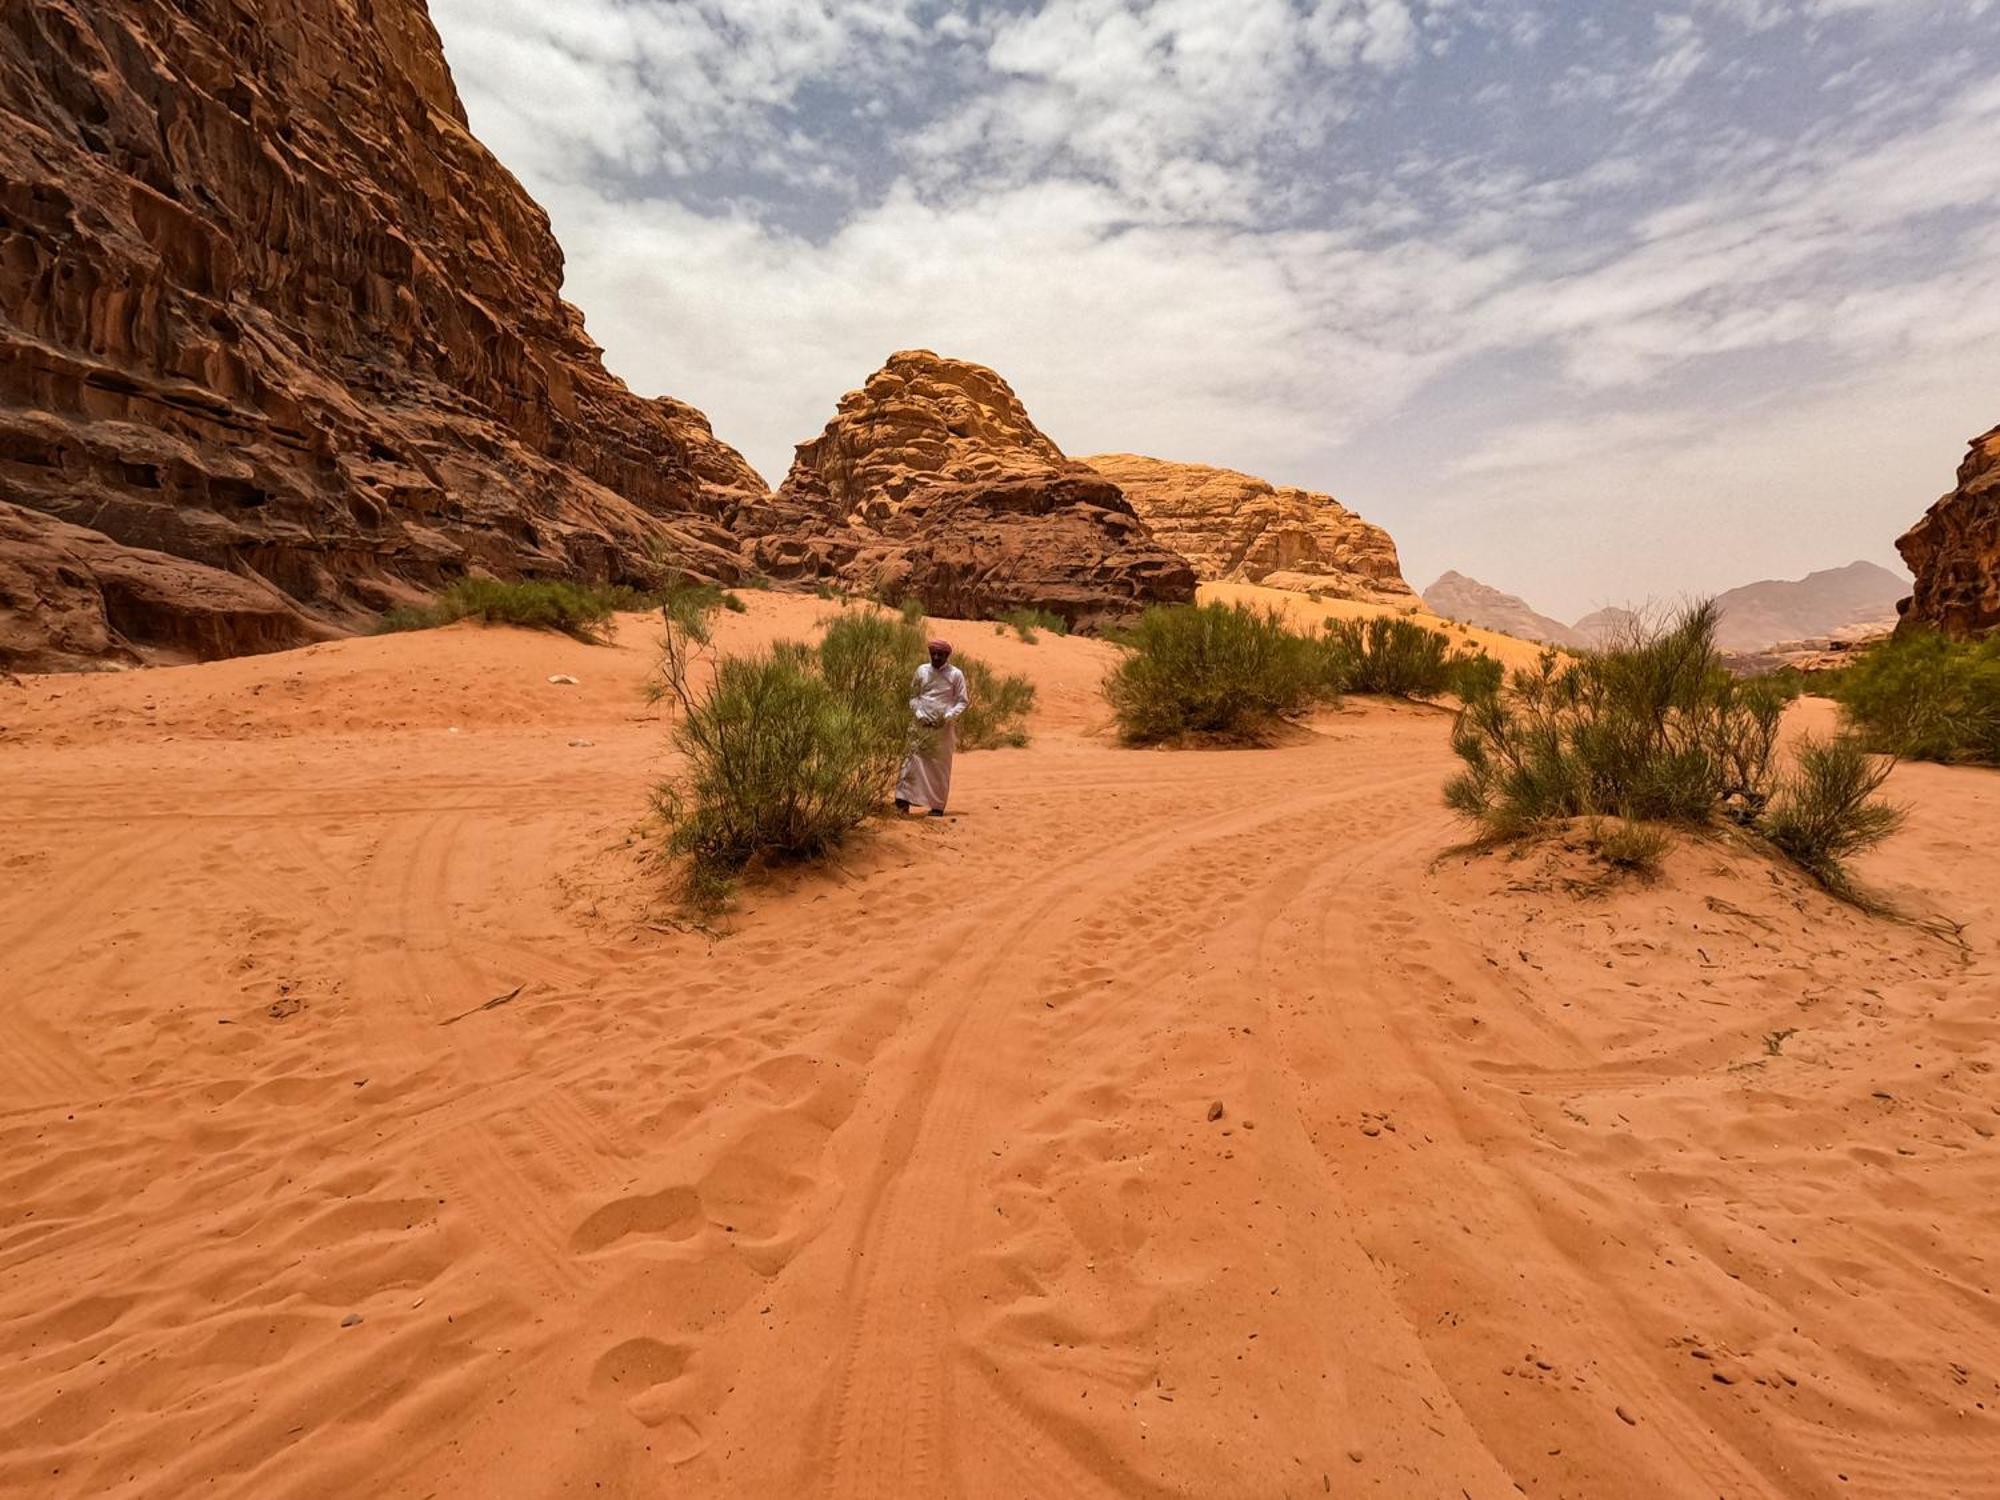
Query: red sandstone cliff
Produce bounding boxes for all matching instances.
[1898,425,2000,638]
[0,0,764,669]
[756,351,1196,627]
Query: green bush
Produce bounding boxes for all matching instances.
[656,644,903,909]
[958,658,1036,748]
[654,606,1039,905]
[1589,816,1671,877]
[1445,601,1902,897]
[1761,735,1905,899]
[999,607,1070,644]
[1325,616,1471,699]
[1104,602,1328,744]
[655,609,918,908]
[374,577,633,642]
[814,611,930,773]
[1833,631,2000,765]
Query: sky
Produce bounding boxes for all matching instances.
[429,0,2000,619]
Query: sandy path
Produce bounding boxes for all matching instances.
[1,598,1996,1498]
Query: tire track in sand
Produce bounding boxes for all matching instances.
[815,771,1438,1499]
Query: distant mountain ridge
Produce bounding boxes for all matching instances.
[1423,571,1581,648]
[1423,561,1907,653]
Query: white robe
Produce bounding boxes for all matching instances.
[896,662,968,809]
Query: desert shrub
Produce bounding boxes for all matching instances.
[1447,605,1778,833]
[1445,601,1902,897]
[1104,602,1327,743]
[1760,735,1905,898]
[1449,650,1506,703]
[899,598,928,629]
[999,607,1069,644]
[1833,631,2000,765]
[1325,616,1493,701]
[654,610,919,908]
[374,577,630,642]
[653,606,1041,903]
[656,645,902,908]
[958,658,1037,748]
[1589,816,1671,877]
[814,610,929,767]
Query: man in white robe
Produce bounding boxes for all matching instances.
[895,638,969,816]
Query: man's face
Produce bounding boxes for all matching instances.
[930,648,949,669]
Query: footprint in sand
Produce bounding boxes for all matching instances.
[590,1336,708,1457]
[571,1184,705,1254]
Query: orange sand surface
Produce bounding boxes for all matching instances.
[2,593,1997,1498]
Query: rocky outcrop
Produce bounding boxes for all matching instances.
[0,501,328,672]
[1078,453,1413,603]
[1,0,763,669]
[1897,425,2000,638]
[760,351,1195,627]
[1721,625,1895,679]
[1424,572,1580,648]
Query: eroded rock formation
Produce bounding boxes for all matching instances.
[1897,425,2000,638]
[1,0,763,668]
[0,501,326,672]
[759,351,1195,626]
[1079,453,1413,603]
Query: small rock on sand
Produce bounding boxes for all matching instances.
[1207,1101,1225,1122]
[341,1313,363,1328]
[547,674,579,685]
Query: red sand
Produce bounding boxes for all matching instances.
[2,591,1996,1498]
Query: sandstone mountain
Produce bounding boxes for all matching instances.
[1,0,763,670]
[753,351,1195,626]
[1076,453,1414,603]
[1897,424,2000,638]
[1709,560,1906,652]
[1423,572,1581,648]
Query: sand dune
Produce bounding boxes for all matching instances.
[2,594,1997,1498]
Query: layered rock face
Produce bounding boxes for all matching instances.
[1079,453,1413,603]
[759,351,1195,626]
[1424,572,1580,648]
[0,501,328,672]
[1897,425,2000,638]
[0,0,763,668]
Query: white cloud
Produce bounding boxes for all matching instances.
[428,0,2000,613]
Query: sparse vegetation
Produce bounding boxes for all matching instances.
[958,657,1036,749]
[1588,816,1671,877]
[1325,615,1485,700]
[1446,602,1901,898]
[1760,735,1905,901]
[1104,601,1329,744]
[375,578,639,642]
[999,607,1069,644]
[1830,630,2000,766]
